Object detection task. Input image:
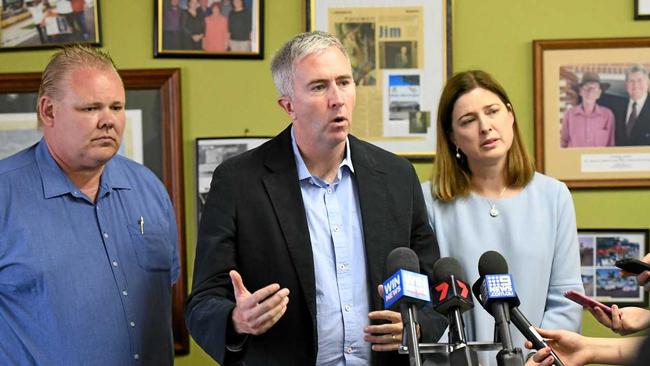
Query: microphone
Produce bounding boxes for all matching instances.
[383,247,430,366]
[473,251,565,366]
[472,251,523,366]
[431,257,478,366]
[431,257,473,343]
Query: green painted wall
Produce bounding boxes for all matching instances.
[0,1,647,365]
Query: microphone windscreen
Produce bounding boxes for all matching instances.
[478,250,509,276]
[385,247,420,276]
[433,257,465,283]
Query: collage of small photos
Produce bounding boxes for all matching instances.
[579,229,649,305]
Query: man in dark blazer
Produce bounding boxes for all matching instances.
[601,65,650,146]
[185,31,445,365]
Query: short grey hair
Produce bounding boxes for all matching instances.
[270,31,349,97]
[625,64,649,81]
[37,45,120,127]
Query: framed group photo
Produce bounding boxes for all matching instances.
[195,136,269,225]
[578,229,649,307]
[533,37,650,188]
[306,0,452,159]
[0,0,101,51]
[154,0,263,59]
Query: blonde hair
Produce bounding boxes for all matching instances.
[433,70,535,201]
[37,45,120,126]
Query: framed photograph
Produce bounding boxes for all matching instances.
[306,0,452,159]
[635,0,650,19]
[533,37,650,188]
[0,0,101,51]
[195,136,270,225]
[0,69,190,354]
[578,229,649,307]
[154,0,264,59]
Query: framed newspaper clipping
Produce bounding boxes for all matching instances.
[306,0,452,159]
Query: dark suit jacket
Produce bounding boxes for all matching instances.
[600,92,650,146]
[185,125,445,365]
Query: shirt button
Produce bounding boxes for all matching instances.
[344,305,351,312]
[339,263,346,270]
[130,321,136,327]
[333,226,340,232]
[133,354,140,360]
[103,232,109,239]
[346,347,353,354]
[122,290,128,296]
[327,188,332,194]
[112,261,118,267]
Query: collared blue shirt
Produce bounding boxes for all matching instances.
[290,128,370,365]
[0,139,179,365]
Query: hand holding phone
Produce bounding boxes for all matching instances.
[564,290,612,315]
[615,258,650,275]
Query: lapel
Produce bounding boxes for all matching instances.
[349,136,390,309]
[261,126,317,321]
[632,93,650,134]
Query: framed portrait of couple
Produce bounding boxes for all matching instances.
[154,0,263,59]
[534,37,650,188]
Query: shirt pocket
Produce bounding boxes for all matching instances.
[127,224,173,272]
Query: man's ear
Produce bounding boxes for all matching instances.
[277,96,296,120]
[38,96,55,128]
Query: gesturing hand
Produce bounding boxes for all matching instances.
[230,270,290,336]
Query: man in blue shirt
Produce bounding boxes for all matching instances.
[0,45,180,365]
[186,31,444,365]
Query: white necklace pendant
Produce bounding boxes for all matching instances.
[490,205,499,217]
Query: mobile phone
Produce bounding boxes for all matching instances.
[615,258,650,275]
[564,290,612,315]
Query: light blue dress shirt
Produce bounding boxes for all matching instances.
[291,128,371,365]
[0,139,180,365]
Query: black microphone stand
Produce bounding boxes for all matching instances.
[448,310,478,366]
[401,304,422,366]
[491,303,524,366]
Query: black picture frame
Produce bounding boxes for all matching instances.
[0,69,190,354]
[154,0,264,59]
[195,136,270,226]
[577,228,649,307]
[635,0,650,20]
[0,0,102,51]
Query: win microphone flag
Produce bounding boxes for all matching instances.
[383,269,430,309]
